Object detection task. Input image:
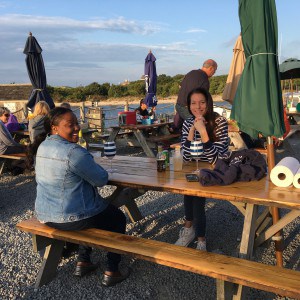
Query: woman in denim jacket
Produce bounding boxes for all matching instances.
[33,107,129,286]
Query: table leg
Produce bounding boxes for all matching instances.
[106,186,145,222]
[108,127,120,142]
[232,204,258,300]
[133,129,155,158]
[254,210,300,248]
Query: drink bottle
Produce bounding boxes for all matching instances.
[77,130,88,149]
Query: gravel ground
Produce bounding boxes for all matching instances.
[0,145,299,300]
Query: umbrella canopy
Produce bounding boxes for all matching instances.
[231,0,285,139]
[222,34,246,104]
[279,58,300,80]
[144,51,157,107]
[23,32,54,110]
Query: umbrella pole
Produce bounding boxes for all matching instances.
[267,136,284,267]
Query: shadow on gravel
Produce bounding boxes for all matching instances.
[0,173,36,222]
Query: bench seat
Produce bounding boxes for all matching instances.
[16,218,300,299]
[146,133,181,143]
[0,152,26,175]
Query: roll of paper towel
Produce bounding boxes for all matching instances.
[293,166,300,188]
[270,157,300,187]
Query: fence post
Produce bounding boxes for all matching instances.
[22,103,28,119]
[99,107,104,134]
[124,99,129,111]
[80,102,85,122]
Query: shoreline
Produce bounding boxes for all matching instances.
[82,94,225,107]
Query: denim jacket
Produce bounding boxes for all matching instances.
[35,134,109,223]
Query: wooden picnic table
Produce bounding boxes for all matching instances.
[12,130,29,137]
[95,155,300,261]
[95,155,300,297]
[107,122,179,157]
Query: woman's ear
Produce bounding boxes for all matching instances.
[51,125,58,134]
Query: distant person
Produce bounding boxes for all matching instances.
[31,107,129,286]
[0,107,25,155]
[174,59,217,130]
[175,87,229,251]
[28,101,50,143]
[60,102,72,109]
[135,99,155,117]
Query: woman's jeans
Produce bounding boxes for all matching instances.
[47,204,126,272]
[184,195,206,237]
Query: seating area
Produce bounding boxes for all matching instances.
[17,217,300,299]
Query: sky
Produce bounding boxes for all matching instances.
[0,0,299,87]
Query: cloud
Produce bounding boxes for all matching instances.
[0,14,208,86]
[0,14,160,35]
[185,28,207,33]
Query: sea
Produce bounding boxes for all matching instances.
[72,100,231,129]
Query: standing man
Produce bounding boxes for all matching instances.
[174,59,217,130]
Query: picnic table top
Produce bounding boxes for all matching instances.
[110,121,172,130]
[94,155,300,210]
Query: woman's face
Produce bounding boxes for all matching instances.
[0,111,10,123]
[52,112,80,143]
[141,103,148,110]
[190,93,207,118]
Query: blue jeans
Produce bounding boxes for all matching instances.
[47,204,126,272]
[184,195,206,237]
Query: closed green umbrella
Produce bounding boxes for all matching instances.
[231,0,285,139]
[231,0,285,267]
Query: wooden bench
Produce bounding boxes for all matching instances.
[17,217,300,299]
[0,152,26,175]
[146,133,181,144]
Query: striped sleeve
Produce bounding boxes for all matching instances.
[181,116,229,164]
[181,117,195,162]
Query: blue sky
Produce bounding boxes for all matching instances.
[0,0,299,87]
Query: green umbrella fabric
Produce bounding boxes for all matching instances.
[279,58,300,80]
[231,0,285,139]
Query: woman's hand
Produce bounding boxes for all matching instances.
[194,117,206,131]
[194,117,209,143]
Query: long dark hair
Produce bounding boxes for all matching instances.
[187,87,219,142]
[26,107,72,168]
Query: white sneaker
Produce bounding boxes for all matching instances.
[195,240,207,251]
[175,227,195,246]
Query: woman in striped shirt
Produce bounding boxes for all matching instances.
[175,87,229,251]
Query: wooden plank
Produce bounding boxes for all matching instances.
[254,210,300,247]
[17,218,300,298]
[239,204,258,260]
[35,239,65,288]
[133,129,155,158]
[146,133,180,143]
[0,153,26,159]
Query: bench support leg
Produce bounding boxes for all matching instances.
[34,238,64,289]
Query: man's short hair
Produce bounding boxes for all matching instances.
[203,59,217,69]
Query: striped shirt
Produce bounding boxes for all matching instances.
[181,115,229,164]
